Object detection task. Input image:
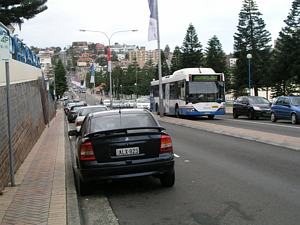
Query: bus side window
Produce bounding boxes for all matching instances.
[180,81,185,100]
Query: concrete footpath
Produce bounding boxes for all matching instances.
[0,110,67,225]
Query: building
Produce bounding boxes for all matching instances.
[128,47,159,68]
[38,49,54,80]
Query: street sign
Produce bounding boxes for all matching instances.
[0,34,10,60]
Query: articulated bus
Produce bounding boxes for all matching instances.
[150,68,225,119]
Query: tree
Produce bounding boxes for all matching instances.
[271,0,300,96]
[163,45,171,61]
[0,0,47,27]
[155,50,170,79]
[181,24,203,68]
[233,0,272,96]
[54,60,67,98]
[204,35,227,73]
[170,46,183,73]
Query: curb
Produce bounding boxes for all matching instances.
[64,116,81,225]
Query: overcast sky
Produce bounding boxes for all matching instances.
[14,0,293,54]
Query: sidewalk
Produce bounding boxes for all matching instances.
[0,110,66,225]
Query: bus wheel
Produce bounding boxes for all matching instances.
[208,115,214,120]
[175,106,180,118]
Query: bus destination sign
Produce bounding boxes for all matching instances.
[192,75,220,81]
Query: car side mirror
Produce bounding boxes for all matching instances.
[68,129,78,137]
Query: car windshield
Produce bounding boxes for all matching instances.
[79,107,107,116]
[290,97,300,106]
[91,113,157,132]
[248,97,270,104]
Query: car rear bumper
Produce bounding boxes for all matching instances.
[76,159,175,182]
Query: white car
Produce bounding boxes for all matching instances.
[136,98,150,110]
[75,105,108,131]
[103,99,111,107]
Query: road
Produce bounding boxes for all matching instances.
[70,121,300,225]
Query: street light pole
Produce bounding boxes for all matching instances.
[247,53,252,96]
[79,29,138,108]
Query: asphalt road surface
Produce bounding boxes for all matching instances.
[76,120,300,225]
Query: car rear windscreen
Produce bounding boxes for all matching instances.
[91,113,157,132]
[80,107,107,116]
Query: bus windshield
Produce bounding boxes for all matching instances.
[187,81,225,103]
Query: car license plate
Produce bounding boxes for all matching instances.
[116,147,139,156]
[212,106,219,108]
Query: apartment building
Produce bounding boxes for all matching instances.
[128,47,159,68]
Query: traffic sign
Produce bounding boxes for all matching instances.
[0,34,10,60]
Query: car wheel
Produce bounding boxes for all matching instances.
[75,174,89,196]
[208,115,214,120]
[270,112,277,122]
[160,171,175,187]
[175,106,180,118]
[291,113,298,125]
[248,109,255,120]
[233,110,238,119]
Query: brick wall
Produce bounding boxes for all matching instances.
[0,79,55,191]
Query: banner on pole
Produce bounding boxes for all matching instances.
[90,63,95,84]
[148,0,158,41]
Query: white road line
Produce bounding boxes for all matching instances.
[223,118,300,130]
[174,154,180,158]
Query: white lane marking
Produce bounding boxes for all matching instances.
[223,118,300,130]
[174,154,180,158]
[184,160,190,163]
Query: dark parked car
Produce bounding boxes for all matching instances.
[69,109,175,195]
[233,96,271,119]
[271,96,300,124]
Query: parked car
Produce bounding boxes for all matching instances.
[75,105,108,131]
[136,98,150,110]
[271,96,300,124]
[127,99,136,108]
[67,102,87,123]
[68,109,175,195]
[233,96,271,119]
[103,99,111,107]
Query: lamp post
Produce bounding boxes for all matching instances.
[134,82,137,99]
[120,84,123,99]
[247,53,252,96]
[79,29,138,108]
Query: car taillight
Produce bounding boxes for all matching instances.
[160,135,173,153]
[75,120,82,127]
[80,141,96,161]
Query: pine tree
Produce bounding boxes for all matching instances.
[54,60,67,98]
[204,35,227,73]
[0,0,48,27]
[233,0,272,96]
[271,0,300,96]
[181,24,203,68]
[170,46,182,73]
